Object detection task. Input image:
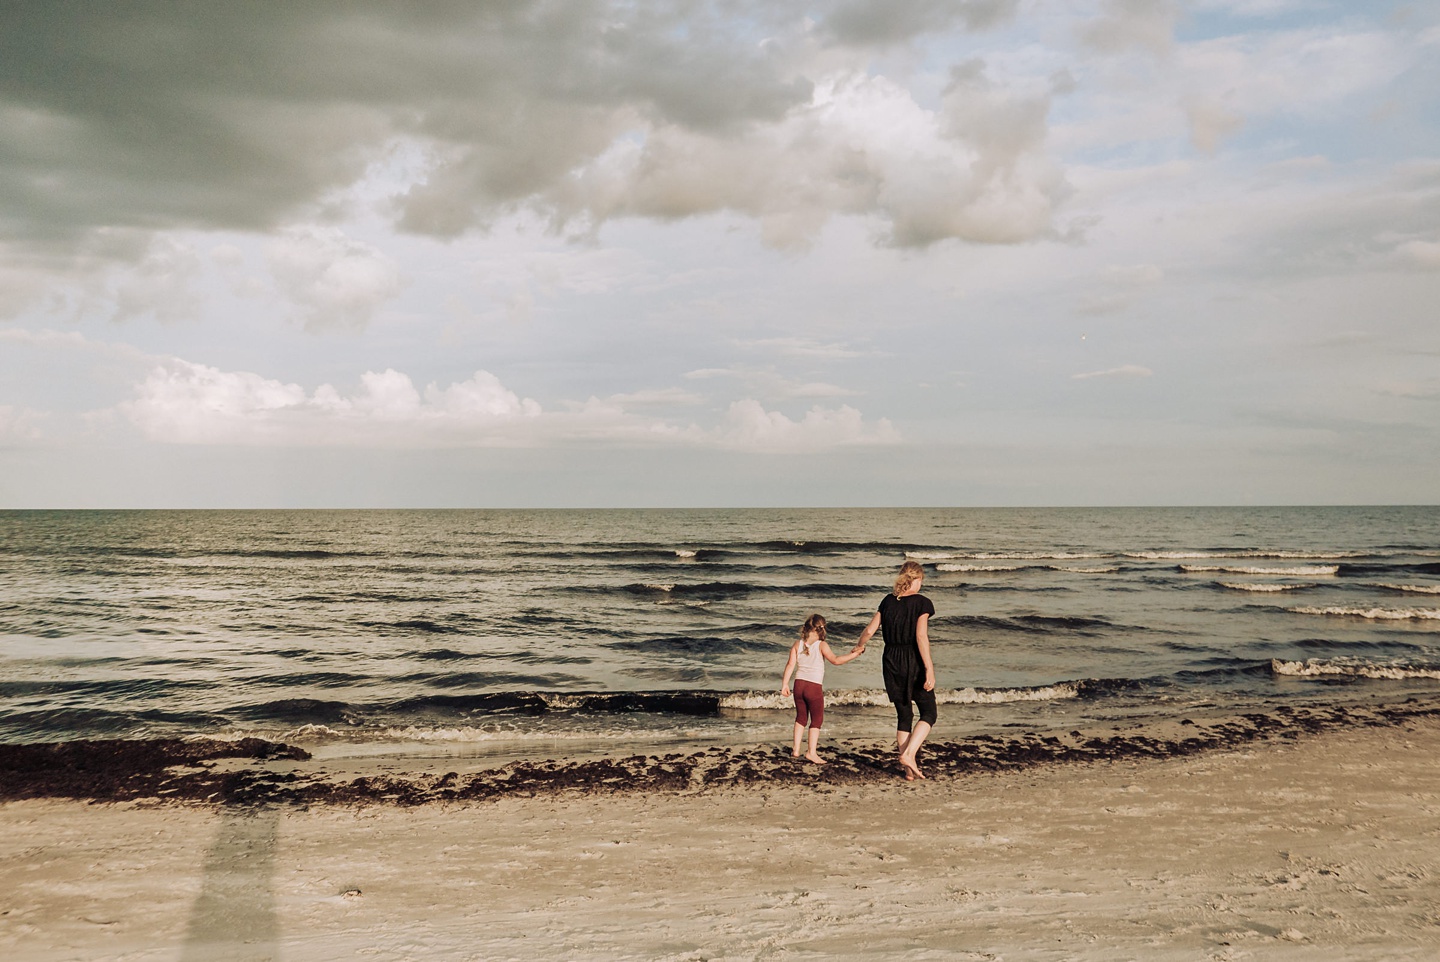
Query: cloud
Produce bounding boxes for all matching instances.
[1072,364,1154,379]
[603,388,705,406]
[735,337,871,359]
[1397,239,1440,270]
[819,0,1019,46]
[118,357,897,452]
[779,382,861,399]
[1186,98,1245,153]
[0,2,1069,264]
[123,361,541,446]
[266,227,405,329]
[0,405,46,442]
[549,62,1068,249]
[716,399,899,450]
[1076,0,1181,58]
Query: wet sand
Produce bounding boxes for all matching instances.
[4,704,1440,960]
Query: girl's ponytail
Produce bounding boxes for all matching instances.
[800,613,827,656]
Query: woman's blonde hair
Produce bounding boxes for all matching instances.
[800,613,826,655]
[893,561,925,597]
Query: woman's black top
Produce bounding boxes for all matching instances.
[878,592,935,705]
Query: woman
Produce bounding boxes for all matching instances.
[854,560,936,780]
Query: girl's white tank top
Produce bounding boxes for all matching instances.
[795,639,825,684]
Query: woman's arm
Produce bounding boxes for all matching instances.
[916,613,935,691]
[820,640,861,666]
[780,642,799,695]
[854,611,881,654]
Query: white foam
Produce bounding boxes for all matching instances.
[1126,550,1361,560]
[1220,582,1312,592]
[674,549,697,559]
[936,563,1024,572]
[641,582,675,592]
[1181,564,1339,576]
[718,684,1080,710]
[1059,566,1121,574]
[909,551,1103,561]
[1270,658,1440,680]
[1376,583,1440,595]
[1286,605,1440,620]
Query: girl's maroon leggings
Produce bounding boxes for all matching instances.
[792,678,824,729]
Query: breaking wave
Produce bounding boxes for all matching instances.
[1270,658,1440,681]
[908,551,1104,562]
[1181,564,1339,576]
[1219,582,1313,593]
[1285,606,1440,621]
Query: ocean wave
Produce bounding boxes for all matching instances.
[1219,582,1313,592]
[719,683,1083,710]
[947,613,1134,635]
[936,563,1024,572]
[1181,564,1339,576]
[619,581,754,600]
[909,551,1105,562]
[1285,606,1440,621]
[1270,658,1440,681]
[1126,550,1365,560]
[607,636,780,656]
[1375,583,1440,595]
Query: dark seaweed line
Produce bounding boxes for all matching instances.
[3,697,1437,807]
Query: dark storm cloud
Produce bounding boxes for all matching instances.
[0,0,1068,262]
[0,1,810,243]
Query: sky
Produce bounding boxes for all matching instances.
[1,0,1438,508]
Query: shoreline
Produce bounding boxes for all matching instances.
[5,707,1440,960]
[4,696,1439,807]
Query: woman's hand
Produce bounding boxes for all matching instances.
[923,673,935,692]
[851,644,865,656]
[781,686,791,697]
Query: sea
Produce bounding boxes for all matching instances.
[3,507,1438,764]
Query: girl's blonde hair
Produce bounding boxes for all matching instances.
[893,561,925,597]
[800,613,826,655]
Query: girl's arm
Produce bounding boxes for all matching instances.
[853,611,881,654]
[820,640,861,666]
[916,613,935,691]
[780,642,799,695]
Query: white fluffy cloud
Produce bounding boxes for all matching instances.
[716,398,899,451]
[119,358,897,452]
[123,361,539,446]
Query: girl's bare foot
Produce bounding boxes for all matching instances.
[792,751,803,758]
[899,756,925,780]
[804,752,827,765]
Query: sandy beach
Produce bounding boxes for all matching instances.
[4,706,1440,961]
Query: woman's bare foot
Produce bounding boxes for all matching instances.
[791,751,803,758]
[804,752,827,764]
[899,755,925,780]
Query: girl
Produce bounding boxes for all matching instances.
[780,613,864,764]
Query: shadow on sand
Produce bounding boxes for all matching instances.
[180,805,280,962]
